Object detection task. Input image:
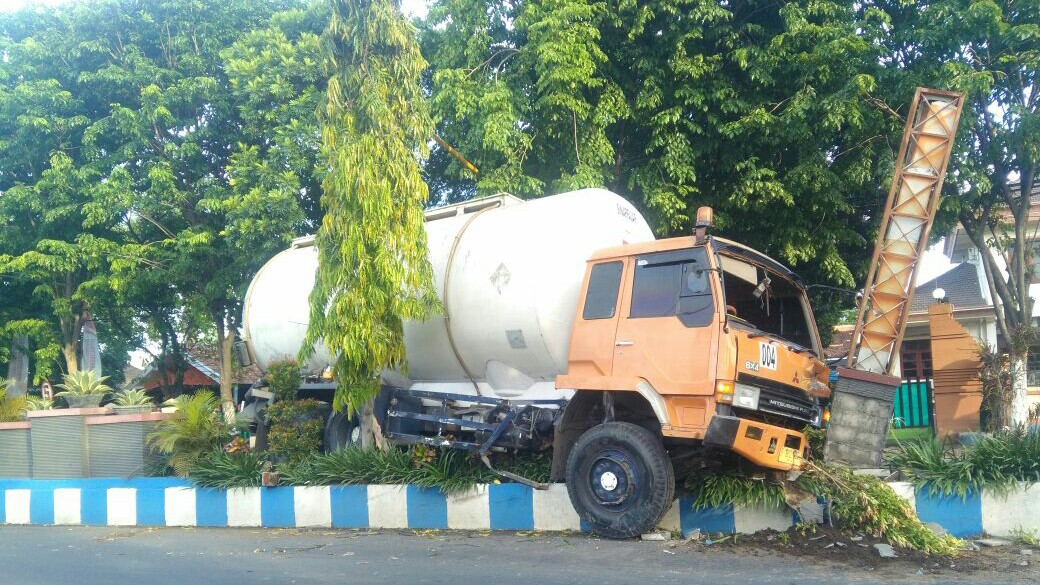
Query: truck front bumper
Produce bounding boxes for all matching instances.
[703,415,806,471]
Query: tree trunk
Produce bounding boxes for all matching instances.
[62,343,79,375]
[1010,349,1030,427]
[359,398,387,451]
[215,319,237,424]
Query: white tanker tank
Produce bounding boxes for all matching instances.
[242,188,655,401]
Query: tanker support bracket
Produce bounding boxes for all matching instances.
[385,388,555,490]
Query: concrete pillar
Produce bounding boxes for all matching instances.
[928,303,983,437]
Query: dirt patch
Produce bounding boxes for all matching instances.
[675,526,1038,579]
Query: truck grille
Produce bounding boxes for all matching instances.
[738,375,816,423]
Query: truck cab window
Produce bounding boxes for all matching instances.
[721,255,816,351]
[630,248,714,327]
[582,261,623,319]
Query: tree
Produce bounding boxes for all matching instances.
[420,0,907,341]
[0,154,118,376]
[1,0,317,417]
[880,0,1039,425]
[305,0,440,447]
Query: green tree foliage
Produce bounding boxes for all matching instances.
[420,0,913,339]
[305,0,440,440]
[877,0,1039,424]
[1,1,322,406]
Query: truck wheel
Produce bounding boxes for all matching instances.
[324,410,361,452]
[254,415,269,452]
[565,421,674,539]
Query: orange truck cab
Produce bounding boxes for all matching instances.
[557,223,831,477]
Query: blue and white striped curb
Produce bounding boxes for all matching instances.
[1,478,1036,538]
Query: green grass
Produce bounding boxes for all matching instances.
[887,426,933,445]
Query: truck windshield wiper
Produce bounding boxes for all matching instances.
[789,345,817,358]
[730,319,817,357]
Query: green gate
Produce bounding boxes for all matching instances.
[891,378,933,429]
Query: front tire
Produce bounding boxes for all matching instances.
[565,421,675,539]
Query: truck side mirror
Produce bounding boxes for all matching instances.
[233,340,253,367]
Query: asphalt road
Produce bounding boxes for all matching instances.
[0,526,1034,585]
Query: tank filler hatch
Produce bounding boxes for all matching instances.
[423,193,523,222]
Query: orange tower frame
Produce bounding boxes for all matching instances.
[848,88,965,376]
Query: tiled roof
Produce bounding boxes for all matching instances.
[183,342,263,385]
[910,263,988,313]
[825,325,854,360]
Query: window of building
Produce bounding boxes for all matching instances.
[1027,350,1040,387]
[582,261,623,320]
[900,339,933,380]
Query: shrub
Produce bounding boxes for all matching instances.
[266,398,324,464]
[190,449,266,489]
[978,344,1013,431]
[55,371,112,397]
[281,446,552,494]
[113,388,153,406]
[148,392,230,476]
[0,381,27,423]
[887,429,1040,498]
[25,394,54,411]
[803,425,826,460]
[266,358,301,402]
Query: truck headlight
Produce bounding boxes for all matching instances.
[732,383,760,410]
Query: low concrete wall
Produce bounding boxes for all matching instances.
[2,478,1034,538]
[0,411,170,479]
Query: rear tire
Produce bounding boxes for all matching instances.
[565,421,675,539]
[323,410,362,451]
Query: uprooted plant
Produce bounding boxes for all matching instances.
[684,462,962,556]
[799,462,962,556]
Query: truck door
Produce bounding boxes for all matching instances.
[612,247,718,397]
[566,260,627,377]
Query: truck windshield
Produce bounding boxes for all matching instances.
[720,255,817,353]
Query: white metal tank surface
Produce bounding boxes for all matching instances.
[242,188,655,400]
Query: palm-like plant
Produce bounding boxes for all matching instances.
[24,395,54,411]
[0,379,28,423]
[113,388,153,406]
[55,371,112,396]
[148,392,230,477]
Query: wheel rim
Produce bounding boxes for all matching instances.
[588,449,636,507]
[350,425,361,445]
